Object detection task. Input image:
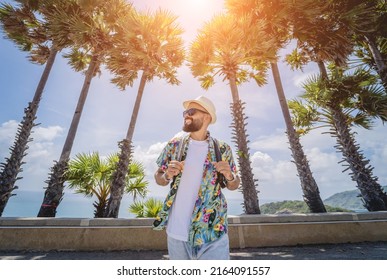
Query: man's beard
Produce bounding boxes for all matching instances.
[182,117,203,132]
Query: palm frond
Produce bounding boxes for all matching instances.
[0,2,42,53]
[199,75,215,90]
[143,198,163,217]
[129,198,163,218]
[128,200,145,218]
[63,48,91,72]
[349,112,374,129]
[288,99,320,133]
[105,7,185,89]
[189,12,273,89]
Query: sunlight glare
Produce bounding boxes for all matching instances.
[173,0,224,41]
[131,0,225,42]
[189,0,208,7]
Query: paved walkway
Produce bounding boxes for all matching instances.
[1,241,386,260]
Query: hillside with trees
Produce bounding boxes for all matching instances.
[260,200,349,214]
[324,186,387,210]
[260,186,387,214]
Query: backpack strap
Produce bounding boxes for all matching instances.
[213,139,227,189]
[213,138,222,162]
[169,134,189,185]
[176,134,190,161]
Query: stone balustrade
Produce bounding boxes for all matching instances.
[1,212,387,251]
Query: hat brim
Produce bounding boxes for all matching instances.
[183,100,216,124]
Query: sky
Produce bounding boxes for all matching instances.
[0,0,386,218]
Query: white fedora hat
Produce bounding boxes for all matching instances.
[183,95,217,124]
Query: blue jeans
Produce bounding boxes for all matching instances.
[167,234,230,260]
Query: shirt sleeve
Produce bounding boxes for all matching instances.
[156,143,171,172]
[221,142,238,173]
[156,138,181,171]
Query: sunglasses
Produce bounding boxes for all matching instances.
[183,108,208,117]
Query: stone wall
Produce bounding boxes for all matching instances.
[1,212,387,251]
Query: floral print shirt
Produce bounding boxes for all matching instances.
[153,132,238,247]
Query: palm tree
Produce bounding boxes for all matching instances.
[271,63,327,213]
[0,0,63,216]
[103,9,185,218]
[273,0,387,210]
[37,0,133,217]
[129,198,163,218]
[289,66,387,211]
[226,0,327,213]
[285,0,387,210]
[283,0,386,87]
[322,0,387,90]
[356,1,387,90]
[189,14,272,214]
[66,152,148,218]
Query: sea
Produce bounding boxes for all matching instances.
[2,190,271,218]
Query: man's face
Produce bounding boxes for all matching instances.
[182,104,209,132]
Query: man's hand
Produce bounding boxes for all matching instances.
[212,161,233,180]
[165,160,185,180]
[212,161,240,191]
[154,160,185,186]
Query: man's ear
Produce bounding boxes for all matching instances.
[205,114,212,124]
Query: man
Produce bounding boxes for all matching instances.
[153,95,240,260]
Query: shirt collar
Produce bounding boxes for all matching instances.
[188,131,211,143]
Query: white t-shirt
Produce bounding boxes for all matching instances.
[166,139,209,241]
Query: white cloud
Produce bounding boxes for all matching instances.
[251,151,274,165]
[132,142,169,199]
[133,142,165,176]
[33,125,63,142]
[0,120,63,149]
[306,147,341,171]
[250,133,290,154]
[0,120,18,147]
[247,131,363,201]
[250,149,301,200]
[147,141,167,155]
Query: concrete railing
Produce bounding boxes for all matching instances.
[1,212,387,251]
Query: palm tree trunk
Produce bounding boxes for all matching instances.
[59,56,98,163]
[328,103,387,211]
[364,35,387,90]
[271,62,326,213]
[0,48,57,216]
[104,71,147,218]
[37,55,98,217]
[92,186,109,218]
[317,61,387,211]
[317,61,329,80]
[94,197,108,218]
[228,75,260,214]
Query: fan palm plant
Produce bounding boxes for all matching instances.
[37,0,133,217]
[226,0,327,212]
[66,152,148,218]
[189,13,274,214]
[0,0,65,216]
[289,66,387,211]
[129,198,163,218]
[103,9,185,218]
